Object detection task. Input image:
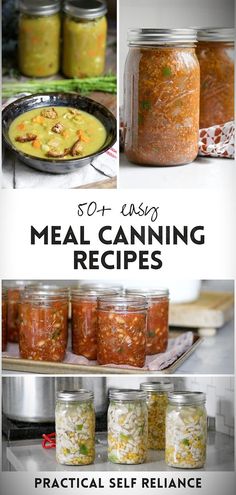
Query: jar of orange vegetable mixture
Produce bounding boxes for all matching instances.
[196,28,234,128]
[71,287,119,360]
[97,296,148,367]
[2,289,7,352]
[6,281,32,343]
[62,0,107,78]
[126,288,169,355]
[124,29,200,166]
[19,286,69,362]
[18,0,61,77]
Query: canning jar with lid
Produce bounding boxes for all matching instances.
[108,389,148,464]
[19,286,69,362]
[165,391,207,468]
[126,288,169,354]
[196,28,234,128]
[124,29,200,166]
[140,381,174,450]
[2,289,7,352]
[56,390,95,465]
[6,280,33,343]
[18,0,61,77]
[62,0,107,78]
[71,287,119,360]
[97,295,148,367]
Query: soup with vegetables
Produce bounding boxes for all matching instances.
[9,107,107,160]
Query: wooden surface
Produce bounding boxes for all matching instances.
[2,334,202,375]
[170,291,234,335]
[77,177,117,189]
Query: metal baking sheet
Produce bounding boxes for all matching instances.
[2,335,203,375]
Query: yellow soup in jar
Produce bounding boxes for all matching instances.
[63,16,107,78]
[18,13,61,77]
[9,107,107,160]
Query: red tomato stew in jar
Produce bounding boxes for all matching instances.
[127,288,169,355]
[97,296,148,367]
[19,286,69,362]
[71,287,119,360]
[2,288,7,352]
[124,29,200,166]
[196,28,234,128]
[6,281,32,343]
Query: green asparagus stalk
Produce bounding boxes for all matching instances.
[2,75,117,98]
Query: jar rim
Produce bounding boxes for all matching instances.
[128,28,197,45]
[71,287,119,299]
[197,27,234,41]
[97,295,148,311]
[63,0,107,20]
[109,389,147,401]
[22,285,69,301]
[126,287,169,298]
[19,0,61,16]
[57,389,94,402]
[140,381,174,392]
[168,391,206,405]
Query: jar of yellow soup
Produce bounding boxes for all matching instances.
[18,0,61,77]
[62,0,107,78]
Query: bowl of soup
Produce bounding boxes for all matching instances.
[2,93,117,173]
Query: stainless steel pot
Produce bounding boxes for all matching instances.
[2,377,107,423]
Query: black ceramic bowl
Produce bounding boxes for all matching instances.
[2,93,117,174]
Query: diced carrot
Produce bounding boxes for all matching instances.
[87,50,97,57]
[76,130,90,142]
[32,140,41,149]
[32,115,45,124]
[17,123,26,131]
[62,130,70,138]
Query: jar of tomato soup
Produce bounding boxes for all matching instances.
[71,287,119,360]
[62,0,107,78]
[126,288,169,354]
[2,288,7,351]
[18,0,61,77]
[124,29,200,166]
[97,295,147,367]
[197,28,234,128]
[19,286,69,362]
[6,281,32,343]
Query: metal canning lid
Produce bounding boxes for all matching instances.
[168,391,206,405]
[126,288,169,299]
[128,28,197,46]
[19,0,61,16]
[97,295,148,311]
[57,389,94,402]
[109,389,147,401]
[197,27,234,42]
[22,285,70,301]
[140,381,174,392]
[71,287,119,300]
[63,0,107,20]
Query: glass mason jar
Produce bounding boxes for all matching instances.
[62,0,107,78]
[56,390,95,465]
[2,288,7,352]
[124,29,200,166]
[19,286,69,362]
[165,392,207,468]
[126,288,169,354]
[108,389,148,464]
[97,296,148,367]
[71,287,119,360]
[6,280,33,343]
[196,28,234,128]
[140,381,174,450]
[18,0,61,77]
